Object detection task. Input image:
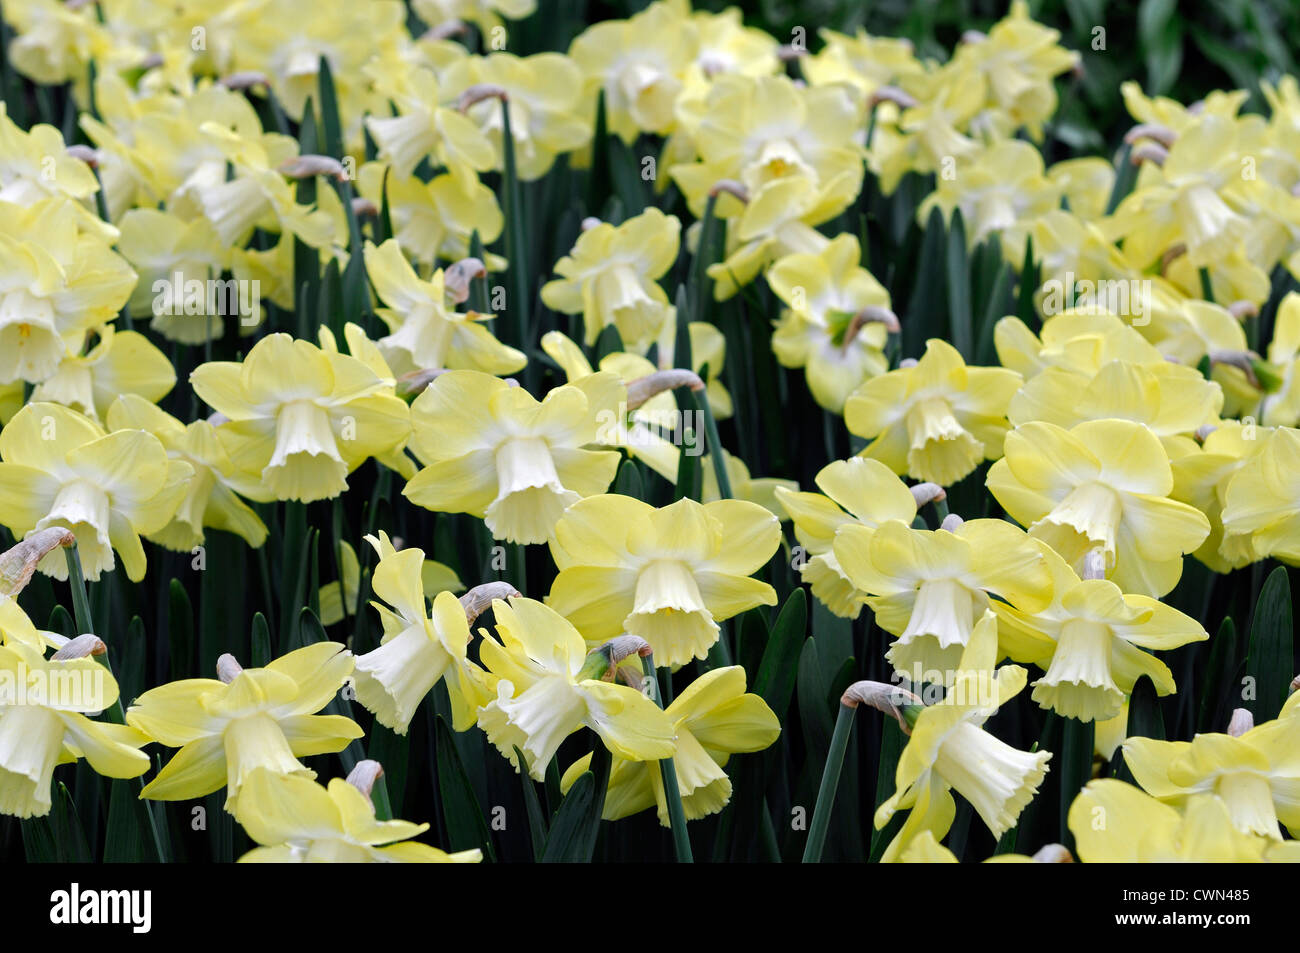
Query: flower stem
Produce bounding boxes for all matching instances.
[641,652,693,862]
[694,381,731,500]
[802,702,856,863]
[64,544,169,863]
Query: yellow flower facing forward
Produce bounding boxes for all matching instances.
[846,338,1022,486]
[191,333,411,504]
[1221,426,1300,565]
[237,764,482,863]
[476,597,676,780]
[919,139,1059,247]
[547,495,779,667]
[774,457,918,619]
[0,402,192,581]
[875,611,1051,860]
[834,516,1051,683]
[104,395,268,553]
[128,642,362,814]
[441,52,591,180]
[561,665,779,825]
[993,544,1207,722]
[365,238,525,377]
[987,418,1211,597]
[768,234,894,414]
[404,370,621,545]
[351,532,489,735]
[541,207,680,354]
[0,637,151,819]
[568,1,696,144]
[30,325,176,425]
[1123,702,1300,840]
[1069,778,1300,862]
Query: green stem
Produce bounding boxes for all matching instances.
[802,702,855,863]
[64,544,169,863]
[695,379,732,500]
[932,495,950,527]
[642,653,693,862]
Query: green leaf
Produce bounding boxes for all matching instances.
[946,208,972,359]
[316,55,344,160]
[1246,566,1293,722]
[753,588,807,724]
[434,715,497,861]
[516,747,548,861]
[1197,616,1240,734]
[1058,716,1094,850]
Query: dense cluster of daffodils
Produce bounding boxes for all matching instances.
[1,0,1298,865]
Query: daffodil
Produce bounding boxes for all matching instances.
[1007,358,1222,457]
[1068,778,1300,862]
[875,611,1051,860]
[476,597,676,780]
[104,395,267,553]
[1172,420,1268,572]
[568,1,696,144]
[128,642,362,814]
[546,495,780,667]
[846,338,1021,486]
[0,103,100,208]
[774,457,919,618]
[191,333,411,504]
[237,764,482,863]
[0,636,151,819]
[441,52,591,180]
[364,64,495,190]
[1220,426,1300,565]
[992,543,1207,722]
[113,208,230,344]
[1122,704,1300,840]
[356,162,505,271]
[986,418,1211,597]
[29,325,175,425]
[0,402,192,581]
[0,198,136,385]
[834,516,1051,682]
[541,207,681,354]
[768,234,894,414]
[562,665,779,825]
[413,0,536,36]
[350,532,490,734]
[403,370,621,545]
[919,139,1059,246]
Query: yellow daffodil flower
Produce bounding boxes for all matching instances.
[476,597,676,779]
[128,642,362,814]
[876,611,1051,860]
[847,338,1022,486]
[191,333,411,504]
[547,495,780,666]
[774,457,918,618]
[541,207,681,354]
[993,543,1207,722]
[0,637,151,818]
[561,665,779,825]
[404,370,621,544]
[768,234,894,414]
[237,765,482,863]
[350,531,489,734]
[0,402,192,581]
[834,516,1051,682]
[987,418,1210,596]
